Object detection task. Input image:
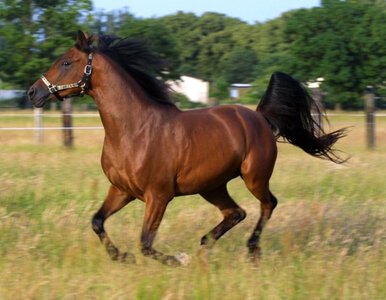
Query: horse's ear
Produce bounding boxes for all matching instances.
[75,30,91,51]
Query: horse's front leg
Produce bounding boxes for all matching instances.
[140,192,189,266]
[92,185,136,263]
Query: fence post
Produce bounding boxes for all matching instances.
[312,88,324,136]
[33,107,43,144]
[307,78,325,136]
[62,98,73,148]
[364,86,375,149]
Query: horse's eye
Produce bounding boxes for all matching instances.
[62,60,72,66]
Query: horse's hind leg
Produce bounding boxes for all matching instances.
[199,185,246,253]
[92,185,135,263]
[245,183,277,261]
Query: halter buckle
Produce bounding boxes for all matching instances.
[84,64,92,76]
[48,85,58,94]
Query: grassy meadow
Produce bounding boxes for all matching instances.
[0,110,385,299]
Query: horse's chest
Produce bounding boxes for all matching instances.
[101,150,142,197]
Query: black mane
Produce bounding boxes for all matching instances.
[93,34,175,107]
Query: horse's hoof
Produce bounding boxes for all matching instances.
[248,247,262,266]
[162,253,190,267]
[119,252,136,264]
[174,252,191,266]
[197,246,210,265]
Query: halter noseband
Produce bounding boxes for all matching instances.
[41,52,94,100]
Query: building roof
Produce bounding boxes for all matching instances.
[230,83,252,88]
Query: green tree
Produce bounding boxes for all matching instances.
[161,12,202,77]
[116,17,181,79]
[285,1,386,108]
[91,10,181,80]
[197,30,235,80]
[250,14,290,59]
[162,12,247,81]
[221,48,257,83]
[0,0,92,90]
[238,13,294,103]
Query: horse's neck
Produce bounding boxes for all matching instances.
[88,57,173,144]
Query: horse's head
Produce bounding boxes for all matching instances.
[28,31,94,107]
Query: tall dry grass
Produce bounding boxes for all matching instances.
[0,111,385,299]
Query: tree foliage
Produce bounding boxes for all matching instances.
[285,1,386,108]
[0,0,385,108]
[0,0,92,90]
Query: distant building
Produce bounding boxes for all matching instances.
[169,76,209,103]
[306,77,325,89]
[0,89,25,101]
[229,83,252,100]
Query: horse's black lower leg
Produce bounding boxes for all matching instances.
[92,185,135,263]
[200,185,246,249]
[247,190,277,260]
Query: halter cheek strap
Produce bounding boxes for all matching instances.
[41,52,94,101]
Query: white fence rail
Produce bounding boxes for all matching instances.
[2,113,386,131]
[0,111,102,132]
[0,126,103,131]
[0,110,103,146]
[1,111,385,148]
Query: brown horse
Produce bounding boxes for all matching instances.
[28,31,346,266]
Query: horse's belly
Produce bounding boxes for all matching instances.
[176,158,240,195]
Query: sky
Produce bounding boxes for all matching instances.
[92,0,321,24]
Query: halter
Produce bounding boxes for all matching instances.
[41,52,94,100]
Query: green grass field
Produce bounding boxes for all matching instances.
[0,110,385,299]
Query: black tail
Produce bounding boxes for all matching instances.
[258,72,347,164]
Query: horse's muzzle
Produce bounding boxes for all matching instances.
[27,83,51,108]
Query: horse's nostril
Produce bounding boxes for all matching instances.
[28,87,35,99]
